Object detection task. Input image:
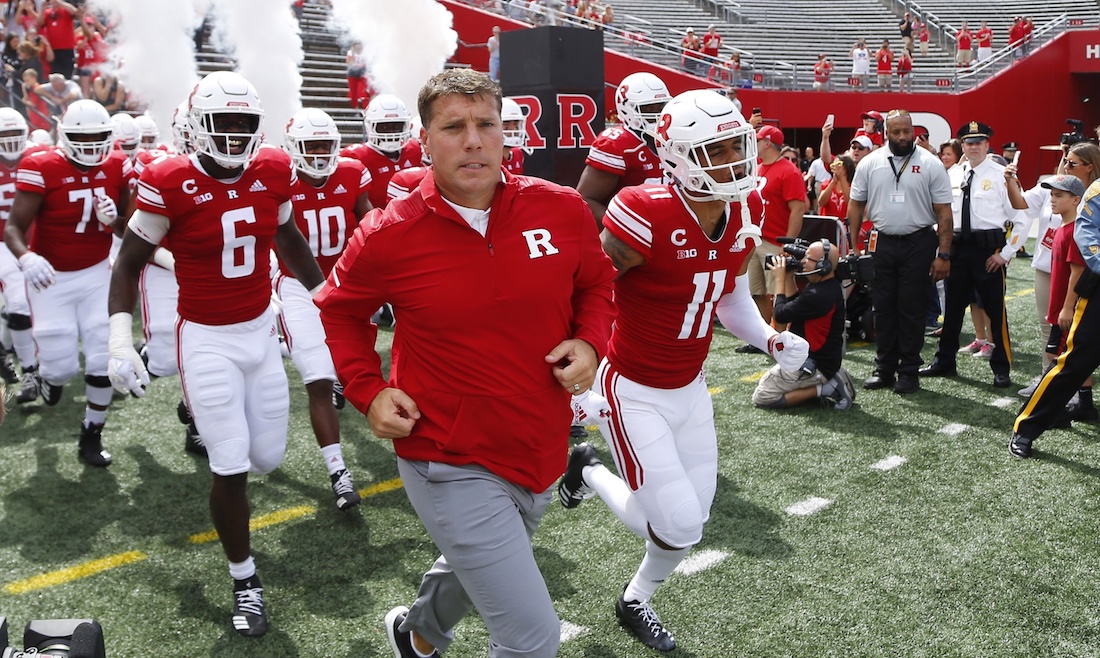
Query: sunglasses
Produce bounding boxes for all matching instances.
[1063,158,1082,170]
[783,156,798,162]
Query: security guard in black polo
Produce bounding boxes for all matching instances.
[920,121,1030,388]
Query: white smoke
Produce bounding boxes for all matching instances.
[327,0,458,115]
[208,0,303,145]
[90,0,203,140]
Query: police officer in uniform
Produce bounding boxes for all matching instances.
[848,109,953,394]
[920,121,1029,388]
[1010,178,1100,457]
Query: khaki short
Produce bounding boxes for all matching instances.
[752,363,829,407]
[746,241,783,296]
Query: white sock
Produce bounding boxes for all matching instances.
[229,556,256,581]
[624,541,691,603]
[83,407,107,427]
[11,328,35,368]
[320,444,346,475]
[412,640,435,658]
[583,463,649,539]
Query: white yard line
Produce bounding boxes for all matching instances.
[559,620,588,643]
[674,549,730,576]
[871,455,907,471]
[939,423,969,436]
[785,497,832,516]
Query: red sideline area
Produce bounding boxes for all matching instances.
[444,0,1100,184]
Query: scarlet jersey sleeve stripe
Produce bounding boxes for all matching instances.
[136,180,166,210]
[586,147,627,173]
[358,166,371,191]
[605,195,653,248]
[16,170,45,189]
[387,180,411,202]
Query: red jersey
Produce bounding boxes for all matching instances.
[603,184,763,388]
[338,139,422,210]
[280,158,369,278]
[76,32,106,69]
[503,146,524,175]
[17,147,130,270]
[585,126,663,192]
[896,55,912,75]
[957,30,972,51]
[0,157,20,231]
[701,32,722,58]
[1048,221,1087,325]
[756,157,808,244]
[386,166,429,203]
[976,27,993,48]
[1009,24,1025,47]
[813,60,832,83]
[39,6,76,49]
[134,147,295,325]
[855,128,884,146]
[317,169,615,492]
[876,49,893,74]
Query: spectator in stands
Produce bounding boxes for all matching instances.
[701,24,722,72]
[813,53,832,91]
[898,11,915,52]
[848,134,874,163]
[19,68,48,130]
[90,68,125,112]
[974,21,993,62]
[600,3,613,27]
[346,40,368,110]
[22,26,52,77]
[956,21,973,68]
[74,17,105,100]
[897,48,913,93]
[939,139,962,169]
[33,71,79,113]
[856,110,883,147]
[918,22,930,56]
[850,38,870,89]
[291,0,305,22]
[487,25,500,82]
[12,0,36,37]
[527,0,546,26]
[681,27,701,75]
[35,0,76,79]
[12,40,41,119]
[1022,17,1034,55]
[1008,17,1024,59]
[2,33,21,107]
[820,154,854,220]
[875,40,894,92]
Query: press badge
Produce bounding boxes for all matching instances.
[867,229,879,253]
[890,191,905,203]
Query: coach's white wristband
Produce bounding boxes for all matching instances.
[108,312,135,353]
[151,248,176,272]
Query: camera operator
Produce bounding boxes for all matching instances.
[752,239,856,410]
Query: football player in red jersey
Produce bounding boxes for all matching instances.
[339,93,423,210]
[558,90,809,651]
[0,107,40,405]
[577,72,671,222]
[277,107,371,510]
[501,96,527,175]
[4,99,131,467]
[107,71,324,638]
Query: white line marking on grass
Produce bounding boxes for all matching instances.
[939,423,969,436]
[785,497,831,516]
[674,549,730,576]
[992,397,1017,408]
[871,455,907,471]
[559,620,588,643]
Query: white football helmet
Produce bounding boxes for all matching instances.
[654,89,756,203]
[285,108,341,178]
[57,99,114,167]
[188,71,264,169]
[29,129,53,146]
[134,114,159,149]
[0,106,28,159]
[364,94,411,153]
[172,100,192,154]
[615,72,670,135]
[110,113,140,159]
[501,97,528,152]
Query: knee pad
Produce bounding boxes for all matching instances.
[6,313,31,331]
[650,497,704,549]
[85,374,111,389]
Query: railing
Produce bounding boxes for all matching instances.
[693,0,745,25]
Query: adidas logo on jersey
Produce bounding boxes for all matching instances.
[94,171,107,180]
[249,180,268,193]
[333,184,347,194]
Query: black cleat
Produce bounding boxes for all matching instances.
[385,606,440,658]
[184,423,208,458]
[734,343,765,354]
[558,442,600,509]
[176,399,193,426]
[332,381,346,410]
[1008,433,1033,459]
[78,421,112,467]
[16,368,40,404]
[615,586,676,651]
[232,575,267,637]
[40,378,63,406]
[569,423,587,439]
[330,468,361,511]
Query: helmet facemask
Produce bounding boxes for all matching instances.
[191,110,263,169]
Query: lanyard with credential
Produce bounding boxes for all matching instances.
[886,151,915,190]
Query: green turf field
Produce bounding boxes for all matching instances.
[2,250,1099,657]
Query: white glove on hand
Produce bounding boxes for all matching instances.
[18,251,56,291]
[268,292,285,316]
[571,389,612,426]
[151,247,175,272]
[768,330,810,373]
[94,193,118,227]
[107,312,150,397]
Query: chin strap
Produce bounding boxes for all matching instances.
[734,187,761,250]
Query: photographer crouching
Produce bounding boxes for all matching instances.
[752,239,856,410]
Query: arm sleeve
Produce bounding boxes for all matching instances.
[715,274,777,351]
[127,209,170,245]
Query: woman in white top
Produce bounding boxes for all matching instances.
[850,39,870,87]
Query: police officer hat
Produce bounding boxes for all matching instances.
[1002,141,1019,151]
[956,121,993,141]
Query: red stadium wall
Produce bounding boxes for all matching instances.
[443,2,1098,183]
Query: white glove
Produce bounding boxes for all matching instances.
[269,292,285,316]
[768,330,810,373]
[107,312,150,397]
[94,193,118,226]
[151,247,175,272]
[571,389,612,426]
[18,251,56,291]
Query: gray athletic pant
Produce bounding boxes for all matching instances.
[397,458,560,657]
